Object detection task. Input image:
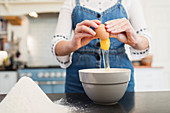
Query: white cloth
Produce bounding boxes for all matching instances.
[51,0,151,68]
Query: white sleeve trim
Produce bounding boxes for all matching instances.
[51,34,66,56]
[56,54,72,68]
[51,34,72,68]
[130,47,149,60]
[130,29,151,60]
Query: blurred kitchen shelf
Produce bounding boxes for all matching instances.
[0,31,7,35]
[4,16,22,25]
[0,17,7,50]
[0,31,7,38]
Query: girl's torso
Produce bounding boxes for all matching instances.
[65,0,134,93]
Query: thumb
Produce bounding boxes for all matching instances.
[110,33,119,38]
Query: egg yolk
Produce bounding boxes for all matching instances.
[100,38,110,51]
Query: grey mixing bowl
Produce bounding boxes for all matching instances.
[79,68,131,105]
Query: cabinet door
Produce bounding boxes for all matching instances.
[0,71,17,94]
[134,68,164,92]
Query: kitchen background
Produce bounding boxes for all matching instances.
[0,0,170,94]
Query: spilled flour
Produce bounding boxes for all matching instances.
[0,77,69,113]
[54,99,85,113]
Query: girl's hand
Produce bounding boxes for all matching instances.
[105,18,141,48]
[71,20,101,51]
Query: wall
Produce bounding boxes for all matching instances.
[140,0,170,67]
[139,0,170,88]
[8,13,60,67]
[27,13,58,67]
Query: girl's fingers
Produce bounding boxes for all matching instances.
[91,20,101,25]
[76,33,94,46]
[77,32,94,39]
[110,32,131,44]
[112,30,135,44]
[75,20,102,37]
[106,18,139,45]
[110,33,126,39]
[105,18,121,25]
[105,18,131,33]
[127,35,137,44]
[110,23,130,34]
[110,33,119,38]
[107,21,128,32]
[116,33,127,41]
[76,25,96,36]
[77,20,100,28]
[105,19,122,29]
[105,18,126,28]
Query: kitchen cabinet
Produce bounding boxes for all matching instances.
[0,71,17,94]
[134,67,168,92]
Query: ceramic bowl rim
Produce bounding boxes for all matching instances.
[79,68,131,73]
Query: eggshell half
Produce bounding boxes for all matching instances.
[95,24,109,40]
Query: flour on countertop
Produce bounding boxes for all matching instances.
[54,98,85,113]
[0,77,69,113]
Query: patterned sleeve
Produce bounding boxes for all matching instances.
[128,0,151,60]
[51,0,74,68]
[51,34,72,68]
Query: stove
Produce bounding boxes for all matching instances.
[18,68,66,93]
